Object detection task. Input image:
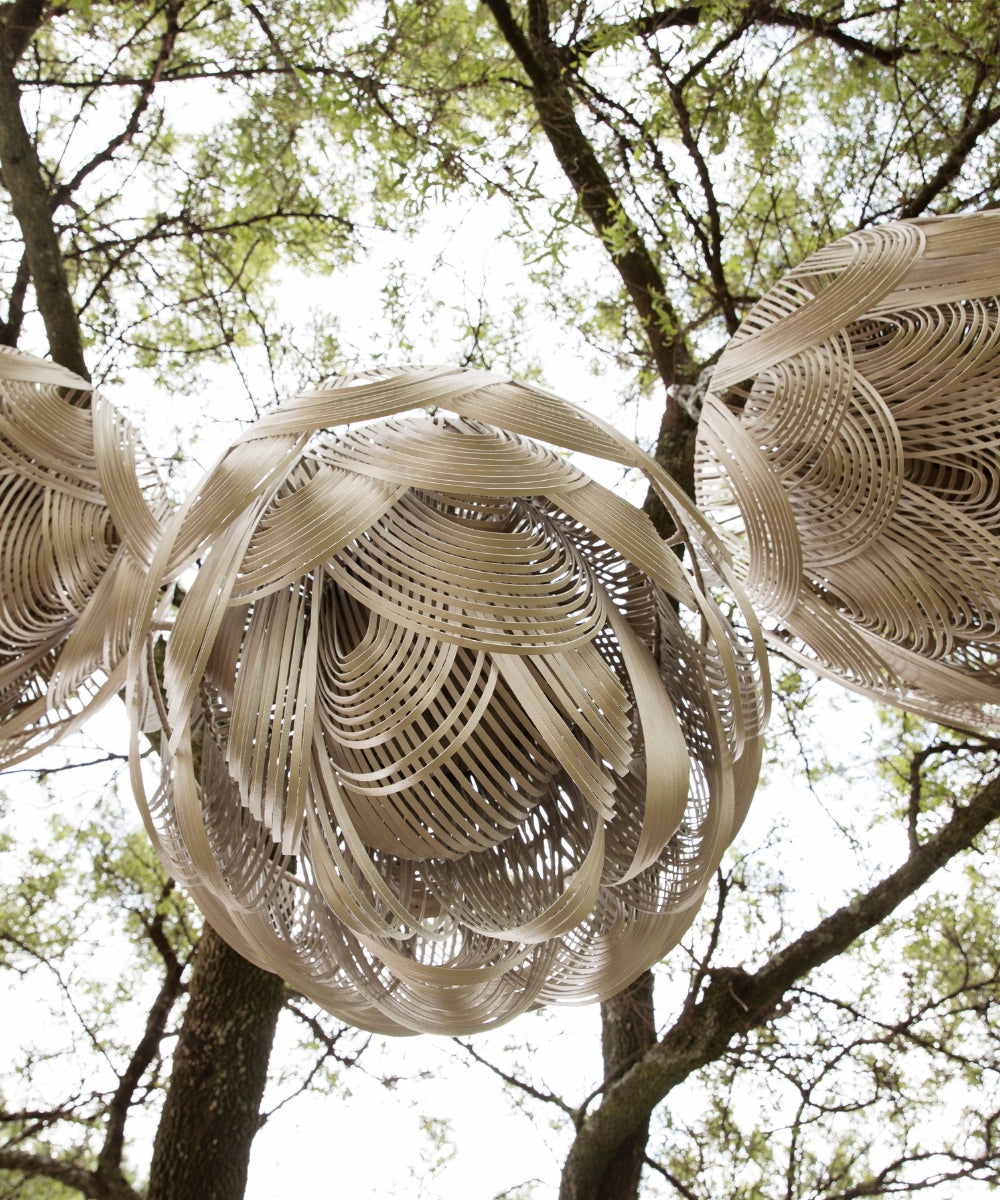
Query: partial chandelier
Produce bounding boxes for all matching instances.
[0,348,166,765]
[696,212,1000,733]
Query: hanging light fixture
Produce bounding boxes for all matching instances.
[0,348,166,764]
[128,367,768,1034]
[696,212,1000,732]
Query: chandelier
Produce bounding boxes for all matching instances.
[0,348,165,764]
[125,367,768,1033]
[696,213,1000,732]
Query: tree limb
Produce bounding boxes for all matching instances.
[0,1148,141,1200]
[96,908,186,1185]
[761,3,910,64]
[0,249,31,345]
[900,101,1000,218]
[454,1038,580,1124]
[559,769,1000,1200]
[0,11,89,377]
[482,0,693,390]
[570,3,909,64]
[666,78,739,332]
[51,0,183,211]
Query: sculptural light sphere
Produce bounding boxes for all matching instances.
[0,348,166,764]
[129,367,768,1034]
[696,213,1000,732]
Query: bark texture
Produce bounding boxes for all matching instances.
[146,926,285,1200]
[594,972,657,1200]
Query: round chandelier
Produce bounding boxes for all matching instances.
[127,367,768,1033]
[696,212,1000,732]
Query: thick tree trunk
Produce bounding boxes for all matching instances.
[594,972,657,1200]
[146,926,285,1200]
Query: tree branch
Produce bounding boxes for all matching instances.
[0,14,89,377]
[559,769,1000,1200]
[570,3,909,64]
[96,904,186,1184]
[666,78,739,332]
[755,770,1000,997]
[51,0,183,211]
[0,249,31,345]
[573,6,702,57]
[262,1001,370,1122]
[482,0,693,390]
[454,1038,580,1123]
[762,3,910,64]
[642,1154,701,1200]
[0,1148,141,1200]
[900,101,1000,218]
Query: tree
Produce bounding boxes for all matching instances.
[1,767,371,1200]
[452,5,1000,1195]
[455,691,1000,1199]
[2,2,1000,1199]
[0,5,377,1195]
